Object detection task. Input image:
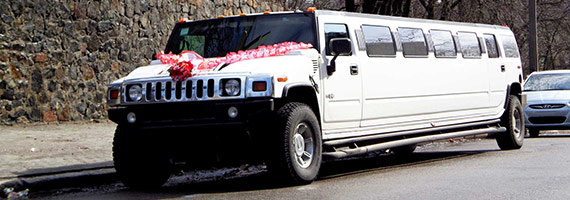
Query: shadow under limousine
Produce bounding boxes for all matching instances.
[145,149,496,195]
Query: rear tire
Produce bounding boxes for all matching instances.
[496,95,524,150]
[266,102,322,184]
[113,126,170,189]
[528,128,540,138]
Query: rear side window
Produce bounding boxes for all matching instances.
[484,34,500,58]
[458,32,481,58]
[398,28,428,57]
[362,25,396,56]
[325,24,350,56]
[501,35,520,58]
[430,30,456,58]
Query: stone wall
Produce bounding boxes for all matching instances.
[0,0,284,124]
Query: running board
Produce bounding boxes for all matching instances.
[322,126,506,159]
[324,119,500,147]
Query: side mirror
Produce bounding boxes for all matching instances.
[330,38,352,56]
[328,38,352,76]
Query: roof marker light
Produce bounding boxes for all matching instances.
[263,11,270,14]
[277,76,288,82]
[307,7,317,12]
[178,18,188,23]
[218,15,224,18]
[240,13,246,16]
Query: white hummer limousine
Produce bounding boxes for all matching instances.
[107,9,525,188]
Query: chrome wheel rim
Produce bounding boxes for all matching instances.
[293,123,314,169]
[512,109,522,138]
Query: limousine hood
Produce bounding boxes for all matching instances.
[525,90,570,104]
[118,49,319,82]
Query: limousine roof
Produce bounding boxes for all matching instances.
[314,10,510,30]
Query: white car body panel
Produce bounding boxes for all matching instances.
[314,11,522,140]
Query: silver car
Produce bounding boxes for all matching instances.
[523,70,570,137]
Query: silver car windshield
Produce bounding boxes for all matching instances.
[524,73,570,91]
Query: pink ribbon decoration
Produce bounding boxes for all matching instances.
[156,42,313,81]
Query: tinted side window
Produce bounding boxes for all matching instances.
[484,34,499,58]
[501,35,520,58]
[398,28,428,56]
[362,25,396,56]
[430,30,456,57]
[458,32,481,58]
[325,24,349,56]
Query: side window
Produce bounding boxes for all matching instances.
[398,27,428,57]
[325,24,349,56]
[362,25,396,56]
[501,35,520,58]
[458,32,481,58]
[430,30,456,58]
[484,34,499,58]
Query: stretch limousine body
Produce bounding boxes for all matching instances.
[106,9,525,188]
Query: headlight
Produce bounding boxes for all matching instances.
[224,79,240,96]
[128,85,143,101]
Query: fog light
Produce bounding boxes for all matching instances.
[127,112,136,123]
[228,107,238,119]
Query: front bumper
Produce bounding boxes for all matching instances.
[108,98,274,129]
[524,104,570,129]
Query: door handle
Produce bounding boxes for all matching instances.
[350,65,358,75]
[501,65,505,72]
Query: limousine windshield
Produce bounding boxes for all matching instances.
[164,13,318,58]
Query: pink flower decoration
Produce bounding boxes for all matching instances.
[158,42,313,81]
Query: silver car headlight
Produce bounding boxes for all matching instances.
[128,85,143,101]
[224,79,240,96]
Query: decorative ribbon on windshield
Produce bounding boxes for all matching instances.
[155,42,313,81]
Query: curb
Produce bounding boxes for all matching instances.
[0,168,117,198]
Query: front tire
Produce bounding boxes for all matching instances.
[496,95,524,150]
[266,102,322,184]
[113,126,170,189]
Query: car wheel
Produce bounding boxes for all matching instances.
[528,128,540,138]
[113,126,170,189]
[266,102,322,184]
[496,95,524,150]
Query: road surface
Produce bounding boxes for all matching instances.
[36,132,570,200]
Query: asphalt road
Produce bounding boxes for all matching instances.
[36,132,570,200]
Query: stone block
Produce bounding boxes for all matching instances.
[35,53,47,63]
[43,110,57,122]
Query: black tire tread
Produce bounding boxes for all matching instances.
[266,102,322,184]
[113,126,170,189]
[496,95,524,150]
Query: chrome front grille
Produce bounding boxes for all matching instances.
[122,76,246,104]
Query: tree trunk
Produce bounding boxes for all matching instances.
[346,0,355,12]
[402,0,411,17]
